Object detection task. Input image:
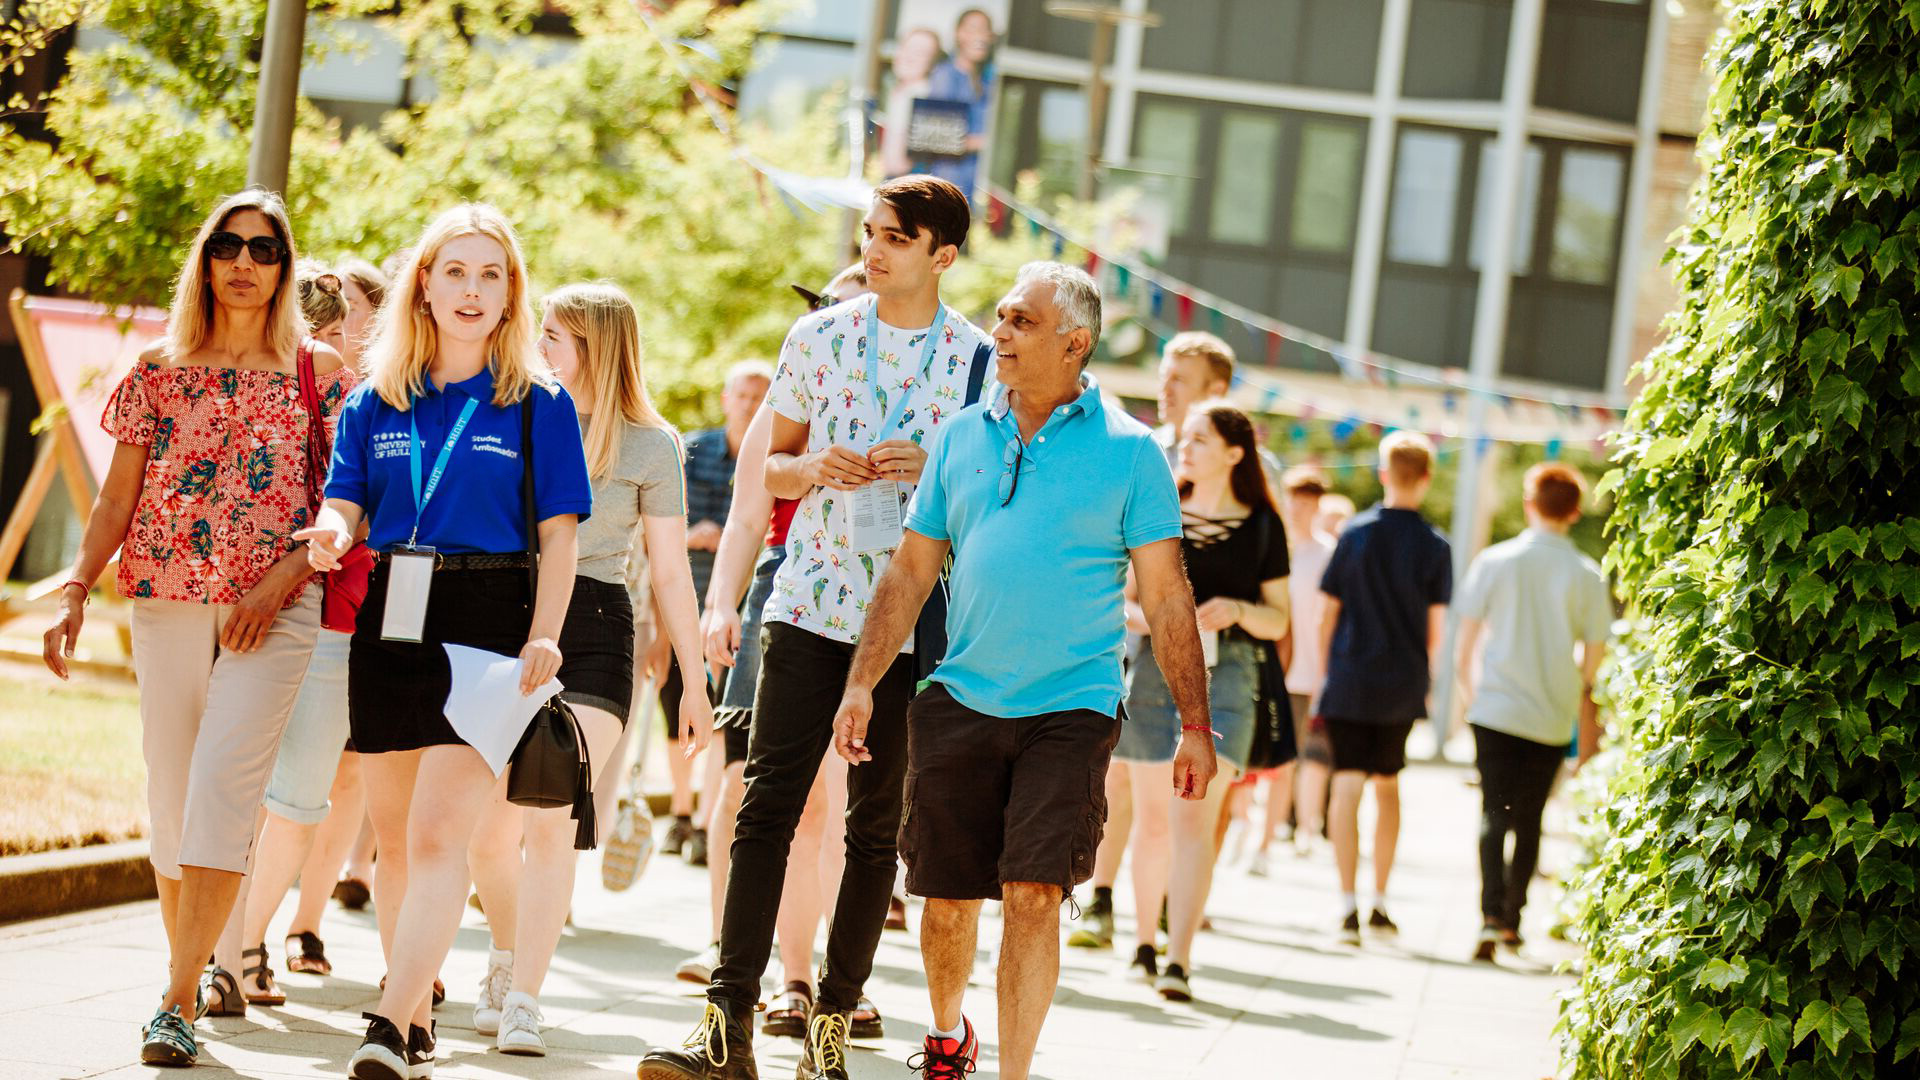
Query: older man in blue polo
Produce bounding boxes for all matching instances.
[832,261,1217,1080]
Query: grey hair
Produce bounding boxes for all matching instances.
[1015,261,1102,365]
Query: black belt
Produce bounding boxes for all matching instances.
[374,551,532,571]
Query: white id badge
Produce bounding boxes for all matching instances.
[381,548,436,643]
[1201,628,1220,668]
[849,480,905,553]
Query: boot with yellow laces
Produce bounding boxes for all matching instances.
[637,1000,757,1080]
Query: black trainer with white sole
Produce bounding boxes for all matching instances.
[408,1020,436,1079]
[349,1013,409,1080]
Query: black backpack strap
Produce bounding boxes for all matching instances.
[965,341,992,406]
[522,398,539,598]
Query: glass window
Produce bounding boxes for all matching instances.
[1131,100,1204,237]
[1004,0,1092,58]
[1144,0,1381,92]
[1535,0,1648,122]
[988,80,1029,191]
[1033,85,1087,200]
[1550,146,1626,284]
[1208,112,1283,246]
[736,37,855,127]
[1386,129,1464,266]
[1402,0,1509,101]
[1468,141,1544,275]
[778,0,869,39]
[1291,121,1366,253]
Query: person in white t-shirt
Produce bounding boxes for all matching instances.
[639,175,994,1080]
[1455,463,1612,961]
[1250,466,1337,872]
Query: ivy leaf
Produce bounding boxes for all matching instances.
[1812,376,1868,430]
[1855,304,1905,360]
[1671,1001,1724,1053]
[1897,1010,1920,1063]
[1813,264,1866,307]
[1793,998,1869,1054]
[1696,957,1748,991]
[1721,1006,1772,1067]
[1801,326,1850,378]
[1784,572,1836,622]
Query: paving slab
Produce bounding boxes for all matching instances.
[0,762,1573,1079]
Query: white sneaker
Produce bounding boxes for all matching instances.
[1247,851,1270,878]
[472,948,513,1036]
[675,943,719,985]
[495,991,545,1057]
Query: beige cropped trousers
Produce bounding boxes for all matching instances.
[129,590,320,878]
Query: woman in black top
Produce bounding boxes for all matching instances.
[1117,401,1290,1003]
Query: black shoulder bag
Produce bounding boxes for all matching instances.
[912,340,994,687]
[1242,510,1298,772]
[505,398,597,850]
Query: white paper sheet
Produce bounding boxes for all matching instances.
[442,643,564,776]
[1201,628,1219,668]
[848,479,905,553]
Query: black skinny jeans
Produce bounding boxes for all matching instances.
[709,621,915,1015]
[1471,724,1567,927]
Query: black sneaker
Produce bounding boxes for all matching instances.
[349,1013,409,1080]
[408,1020,436,1079]
[796,1004,853,1080]
[637,1001,757,1080]
[1339,910,1362,946]
[1154,963,1193,1003]
[661,816,695,856]
[684,828,710,867]
[1129,943,1159,981]
[1473,924,1500,963]
[140,1004,197,1067]
[1066,892,1114,949]
[1368,908,1399,935]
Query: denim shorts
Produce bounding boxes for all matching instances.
[263,629,350,824]
[1116,634,1259,773]
[717,546,785,722]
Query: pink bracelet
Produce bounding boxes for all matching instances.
[62,578,92,605]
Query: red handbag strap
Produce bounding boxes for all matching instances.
[295,340,326,517]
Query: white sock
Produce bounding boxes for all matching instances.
[931,1016,967,1041]
[489,947,514,967]
[1373,891,1390,912]
[1341,891,1358,915]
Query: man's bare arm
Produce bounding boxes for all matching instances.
[833,529,951,764]
[1132,537,1217,798]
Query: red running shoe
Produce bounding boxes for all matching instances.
[908,1016,979,1079]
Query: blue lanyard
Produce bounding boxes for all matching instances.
[857,296,946,440]
[407,398,480,548]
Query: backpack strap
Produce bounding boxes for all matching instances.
[295,340,324,516]
[521,398,540,598]
[964,341,991,407]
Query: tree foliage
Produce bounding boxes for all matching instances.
[0,0,845,423]
[1561,2,1920,1076]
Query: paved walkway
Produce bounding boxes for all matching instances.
[0,761,1572,1080]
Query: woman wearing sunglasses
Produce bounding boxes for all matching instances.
[43,189,351,1066]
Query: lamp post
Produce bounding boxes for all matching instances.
[246,0,306,194]
[1043,1,1160,201]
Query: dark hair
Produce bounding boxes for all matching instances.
[1525,462,1586,521]
[1177,401,1277,516]
[956,6,992,30]
[872,174,972,253]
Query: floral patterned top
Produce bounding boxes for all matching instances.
[101,359,357,607]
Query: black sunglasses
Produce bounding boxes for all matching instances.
[205,230,288,265]
[999,437,1025,507]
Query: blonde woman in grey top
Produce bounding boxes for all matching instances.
[465,283,713,1056]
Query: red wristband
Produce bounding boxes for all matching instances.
[62,578,92,604]
[1181,723,1214,734]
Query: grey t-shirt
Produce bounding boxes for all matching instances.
[1456,527,1613,745]
[574,416,686,585]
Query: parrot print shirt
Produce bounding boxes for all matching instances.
[764,295,992,647]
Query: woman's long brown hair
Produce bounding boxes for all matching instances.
[1178,400,1278,516]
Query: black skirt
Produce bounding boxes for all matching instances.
[349,562,532,754]
[557,576,636,722]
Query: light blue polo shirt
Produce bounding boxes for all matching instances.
[904,375,1182,718]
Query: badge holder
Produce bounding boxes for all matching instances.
[382,544,438,643]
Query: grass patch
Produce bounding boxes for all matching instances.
[0,671,147,855]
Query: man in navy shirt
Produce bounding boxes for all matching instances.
[1315,430,1451,944]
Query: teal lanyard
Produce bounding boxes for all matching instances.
[407,398,479,548]
[857,296,947,439]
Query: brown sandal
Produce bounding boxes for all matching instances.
[200,966,247,1017]
[761,981,812,1038]
[285,931,331,976]
[242,944,286,1005]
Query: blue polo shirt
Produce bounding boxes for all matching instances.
[325,367,593,554]
[904,375,1182,718]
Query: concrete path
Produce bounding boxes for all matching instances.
[0,761,1572,1080]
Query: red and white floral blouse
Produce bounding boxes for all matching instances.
[101,359,357,607]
